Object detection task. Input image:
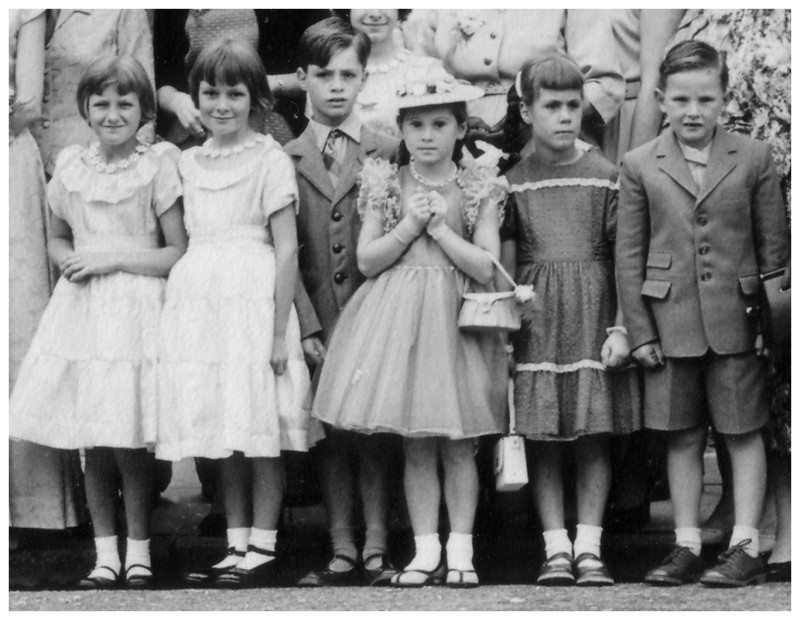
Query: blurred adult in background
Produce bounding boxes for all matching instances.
[31,9,155,177]
[402,9,625,151]
[9,8,87,545]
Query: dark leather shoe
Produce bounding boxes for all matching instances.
[297,554,362,587]
[76,566,121,590]
[700,540,766,588]
[766,561,791,583]
[536,552,575,586]
[124,564,155,590]
[217,547,282,589]
[182,547,245,588]
[645,547,704,586]
[364,552,397,586]
[575,553,614,587]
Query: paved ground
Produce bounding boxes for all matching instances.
[9,450,789,611]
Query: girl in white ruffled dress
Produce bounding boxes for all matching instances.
[312,67,507,588]
[156,39,311,588]
[10,56,188,589]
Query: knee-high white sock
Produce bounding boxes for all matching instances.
[406,533,442,571]
[446,532,474,571]
[675,527,702,556]
[125,538,151,576]
[239,528,278,570]
[93,535,121,576]
[729,525,760,558]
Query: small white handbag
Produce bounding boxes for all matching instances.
[494,378,529,492]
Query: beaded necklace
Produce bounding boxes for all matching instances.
[409,157,459,189]
[365,48,410,76]
[200,134,262,159]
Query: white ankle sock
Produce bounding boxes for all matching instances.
[94,535,121,575]
[406,534,441,571]
[213,527,249,570]
[729,525,760,558]
[574,524,604,567]
[446,532,474,572]
[239,528,277,570]
[675,527,702,556]
[125,538,151,575]
[542,528,572,563]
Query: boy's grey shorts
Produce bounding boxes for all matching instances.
[643,350,768,435]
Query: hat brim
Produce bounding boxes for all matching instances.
[397,84,485,110]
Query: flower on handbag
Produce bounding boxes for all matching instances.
[514,285,535,303]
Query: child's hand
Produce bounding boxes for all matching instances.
[632,342,665,369]
[172,92,205,138]
[406,189,432,235]
[301,336,327,367]
[61,252,118,282]
[271,334,288,376]
[601,331,632,369]
[426,191,449,240]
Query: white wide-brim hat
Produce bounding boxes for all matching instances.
[395,63,484,110]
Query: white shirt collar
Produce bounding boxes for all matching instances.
[308,113,362,151]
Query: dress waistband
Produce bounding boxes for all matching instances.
[74,234,159,253]
[188,225,271,249]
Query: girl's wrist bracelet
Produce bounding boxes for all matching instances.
[392,227,412,245]
[606,325,628,337]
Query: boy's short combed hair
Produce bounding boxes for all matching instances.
[298,17,371,70]
[331,9,413,23]
[76,55,156,125]
[517,53,584,106]
[189,38,272,111]
[659,40,729,92]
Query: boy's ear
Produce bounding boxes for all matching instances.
[654,87,666,114]
[519,101,532,126]
[296,68,308,92]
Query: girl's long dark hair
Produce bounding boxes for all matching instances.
[396,102,468,166]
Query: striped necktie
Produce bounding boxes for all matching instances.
[322,128,343,187]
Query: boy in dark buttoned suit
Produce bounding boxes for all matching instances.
[616,41,789,588]
[286,17,399,586]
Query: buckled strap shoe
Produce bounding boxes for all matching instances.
[536,552,575,586]
[575,553,614,587]
[297,554,362,587]
[182,547,245,588]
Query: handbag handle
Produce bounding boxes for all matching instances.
[484,250,518,289]
[507,378,518,434]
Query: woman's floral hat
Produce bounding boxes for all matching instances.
[395,64,483,110]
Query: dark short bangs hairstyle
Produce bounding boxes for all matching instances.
[298,17,371,70]
[76,55,156,125]
[331,10,413,23]
[189,38,272,111]
[518,53,584,106]
[396,101,469,127]
[659,40,729,92]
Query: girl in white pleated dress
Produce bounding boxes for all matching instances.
[10,56,188,589]
[156,39,311,588]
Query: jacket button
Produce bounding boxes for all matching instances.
[333,272,346,284]
[698,245,710,255]
[490,33,497,39]
[484,58,492,66]
[42,120,51,128]
[332,211,342,222]
[701,272,712,281]
[697,216,707,226]
[332,243,343,253]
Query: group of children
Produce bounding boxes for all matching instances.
[10,15,789,592]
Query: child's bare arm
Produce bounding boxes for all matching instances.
[357,199,427,277]
[270,204,300,375]
[498,240,517,293]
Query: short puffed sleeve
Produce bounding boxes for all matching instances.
[46,146,81,220]
[150,142,183,217]
[458,165,509,240]
[356,157,402,232]
[260,148,299,220]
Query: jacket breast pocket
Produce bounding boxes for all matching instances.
[641,279,671,300]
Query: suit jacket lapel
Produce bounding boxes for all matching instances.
[332,131,375,206]
[287,127,334,201]
[696,127,738,206]
[657,130,698,199]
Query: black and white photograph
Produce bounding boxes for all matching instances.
[6,5,792,612]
